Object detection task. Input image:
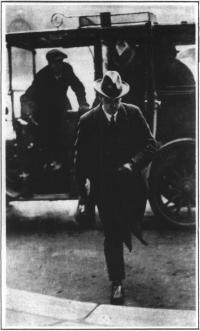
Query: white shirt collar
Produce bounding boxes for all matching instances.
[102,105,118,122]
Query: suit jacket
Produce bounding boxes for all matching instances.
[74,102,158,249]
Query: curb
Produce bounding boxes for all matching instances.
[6,288,197,329]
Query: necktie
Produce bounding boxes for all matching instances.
[110,114,115,129]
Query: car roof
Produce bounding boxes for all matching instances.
[6,11,195,50]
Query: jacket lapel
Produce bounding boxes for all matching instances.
[116,103,128,124]
[93,104,110,143]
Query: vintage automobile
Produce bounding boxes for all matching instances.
[5,11,196,227]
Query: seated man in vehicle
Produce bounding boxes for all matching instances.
[154,40,195,88]
[154,40,195,142]
[21,49,89,169]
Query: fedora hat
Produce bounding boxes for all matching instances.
[94,71,130,99]
[46,49,67,62]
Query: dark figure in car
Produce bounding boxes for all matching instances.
[108,40,146,111]
[154,40,195,142]
[154,41,195,88]
[21,49,89,167]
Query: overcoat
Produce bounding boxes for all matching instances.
[74,102,158,250]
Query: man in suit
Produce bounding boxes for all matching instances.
[74,71,158,305]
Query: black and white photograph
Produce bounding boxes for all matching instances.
[2,1,198,329]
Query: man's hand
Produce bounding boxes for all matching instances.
[78,203,86,214]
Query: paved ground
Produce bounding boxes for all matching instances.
[5,199,197,328]
[5,288,197,328]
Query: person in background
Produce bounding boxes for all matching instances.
[154,40,195,88]
[108,40,146,111]
[154,40,195,142]
[74,71,158,305]
[21,49,89,169]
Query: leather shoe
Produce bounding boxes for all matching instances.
[110,281,124,305]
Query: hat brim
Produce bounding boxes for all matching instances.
[51,54,67,60]
[94,79,130,99]
[54,55,67,61]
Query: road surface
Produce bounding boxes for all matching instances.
[6,199,196,309]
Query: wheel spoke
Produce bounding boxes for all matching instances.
[174,205,181,215]
[171,169,182,180]
[165,198,182,214]
[164,200,172,207]
[170,192,181,202]
[161,176,181,192]
[180,166,187,177]
[187,204,192,217]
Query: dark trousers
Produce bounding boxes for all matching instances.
[96,170,131,281]
[96,168,147,281]
[97,194,126,281]
[104,230,125,281]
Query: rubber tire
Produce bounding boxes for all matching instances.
[149,138,195,227]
